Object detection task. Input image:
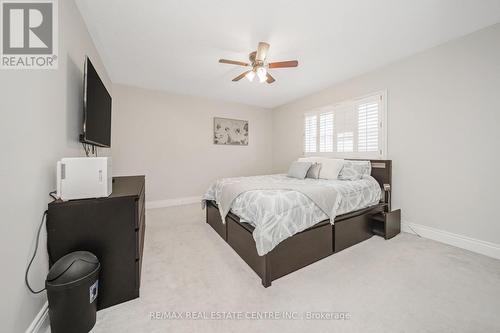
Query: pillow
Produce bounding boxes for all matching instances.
[306,163,321,179]
[317,158,344,180]
[298,157,344,180]
[287,161,312,179]
[338,160,372,181]
[298,157,323,163]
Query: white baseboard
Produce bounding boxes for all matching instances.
[402,221,500,260]
[146,196,201,209]
[25,301,49,333]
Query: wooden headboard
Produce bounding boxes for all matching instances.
[370,159,392,207]
[368,159,392,189]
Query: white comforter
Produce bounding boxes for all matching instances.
[202,174,381,256]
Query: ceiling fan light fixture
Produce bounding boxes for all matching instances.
[245,70,255,82]
[220,42,299,84]
[256,66,267,83]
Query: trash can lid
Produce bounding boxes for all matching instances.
[47,251,100,286]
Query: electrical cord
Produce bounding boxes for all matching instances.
[82,142,98,157]
[25,191,58,294]
[82,142,90,157]
[25,210,48,294]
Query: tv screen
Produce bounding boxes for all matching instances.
[81,56,112,147]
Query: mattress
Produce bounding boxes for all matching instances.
[203,174,381,255]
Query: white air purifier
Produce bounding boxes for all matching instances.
[56,157,112,201]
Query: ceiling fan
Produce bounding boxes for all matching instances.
[219,42,298,84]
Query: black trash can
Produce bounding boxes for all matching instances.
[46,251,100,333]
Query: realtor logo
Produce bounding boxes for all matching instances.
[1,0,58,69]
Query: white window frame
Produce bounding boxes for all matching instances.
[303,90,387,159]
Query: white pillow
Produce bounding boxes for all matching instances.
[298,157,344,180]
[318,158,344,180]
[298,157,323,163]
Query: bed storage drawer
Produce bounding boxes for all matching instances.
[269,222,333,280]
[206,201,226,240]
[334,213,373,253]
[226,216,333,285]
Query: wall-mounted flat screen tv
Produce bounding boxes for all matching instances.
[81,56,112,147]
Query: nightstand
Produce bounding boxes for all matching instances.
[371,209,401,239]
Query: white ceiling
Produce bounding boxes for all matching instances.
[76,0,500,108]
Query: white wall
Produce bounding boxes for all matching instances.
[111,84,273,203]
[272,23,500,245]
[0,1,111,331]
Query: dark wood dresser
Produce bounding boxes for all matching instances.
[47,176,145,310]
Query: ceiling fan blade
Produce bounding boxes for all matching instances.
[232,70,251,82]
[255,42,270,62]
[268,60,299,69]
[219,59,249,67]
[266,73,276,84]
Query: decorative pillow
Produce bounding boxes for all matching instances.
[287,161,313,179]
[338,160,372,181]
[306,163,321,179]
[298,157,344,180]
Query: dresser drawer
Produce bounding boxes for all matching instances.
[136,209,145,259]
[135,256,143,291]
[47,175,145,310]
[135,186,145,228]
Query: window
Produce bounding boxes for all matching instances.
[319,112,333,152]
[304,114,317,153]
[357,100,379,153]
[303,91,386,158]
[337,132,353,152]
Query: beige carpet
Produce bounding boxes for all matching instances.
[90,204,500,333]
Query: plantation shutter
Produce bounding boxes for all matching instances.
[303,92,385,158]
[304,114,317,153]
[357,96,381,153]
[334,104,356,153]
[319,112,334,152]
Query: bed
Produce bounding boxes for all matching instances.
[203,159,393,287]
